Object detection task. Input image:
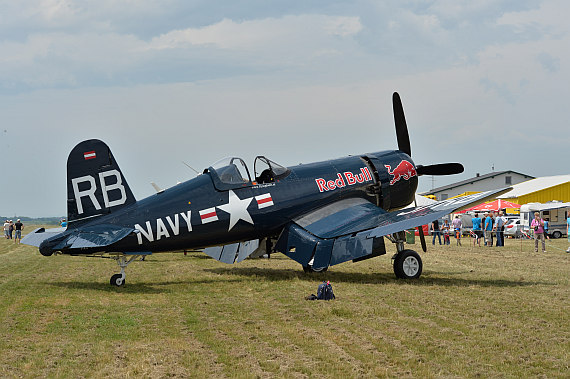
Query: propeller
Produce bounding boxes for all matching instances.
[418,226,427,252]
[393,91,463,253]
[393,92,411,157]
[416,163,464,176]
[392,92,464,174]
[413,199,428,252]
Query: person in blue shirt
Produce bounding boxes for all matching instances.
[484,213,494,247]
[471,212,482,247]
[493,211,505,247]
[543,218,549,239]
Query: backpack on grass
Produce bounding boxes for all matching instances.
[316,281,335,300]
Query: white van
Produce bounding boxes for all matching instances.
[520,202,570,238]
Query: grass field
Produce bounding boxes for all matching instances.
[1,230,569,378]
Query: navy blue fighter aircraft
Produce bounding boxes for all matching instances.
[23,93,507,286]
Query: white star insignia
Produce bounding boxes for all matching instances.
[217,190,254,231]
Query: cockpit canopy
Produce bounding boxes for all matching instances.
[206,156,290,190]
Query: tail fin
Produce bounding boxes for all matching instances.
[67,139,136,228]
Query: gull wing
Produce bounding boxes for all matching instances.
[275,188,510,270]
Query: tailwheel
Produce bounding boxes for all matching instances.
[110,273,125,287]
[393,249,422,279]
[302,265,328,273]
[302,257,328,273]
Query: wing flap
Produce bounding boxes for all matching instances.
[203,239,260,264]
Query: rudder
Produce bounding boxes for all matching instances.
[67,139,136,228]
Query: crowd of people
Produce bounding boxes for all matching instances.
[432,210,523,248]
[431,210,570,253]
[3,219,24,244]
[470,210,508,248]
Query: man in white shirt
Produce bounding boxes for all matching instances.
[3,220,10,239]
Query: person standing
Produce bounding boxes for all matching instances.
[3,220,9,239]
[452,215,462,246]
[543,218,549,239]
[530,212,546,253]
[472,212,482,247]
[432,219,442,245]
[566,212,570,253]
[442,219,450,245]
[8,220,14,239]
[14,219,24,244]
[484,213,494,247]
[494,211,505,247]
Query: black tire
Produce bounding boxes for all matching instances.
[302,265,328,273]
[393,250,422,279]
[110,273,125,287]
[552,231,562,239]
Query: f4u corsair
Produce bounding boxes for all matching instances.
[23,93,506,286]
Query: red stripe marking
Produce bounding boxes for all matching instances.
[84,151,96,160]
[200,211,216,219]
[257,197,273,205]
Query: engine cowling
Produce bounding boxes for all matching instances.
[365,151,418,211]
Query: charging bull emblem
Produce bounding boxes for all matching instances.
[385,160,417,185]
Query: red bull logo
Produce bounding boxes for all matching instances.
[384,160,417,185]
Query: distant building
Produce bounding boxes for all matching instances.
[420,171,535,201]
[498,175,570,204]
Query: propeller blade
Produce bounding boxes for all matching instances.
[418,226,427,252]
[413,199,427,253]
[393,92,411,157]
[416,163,464,176]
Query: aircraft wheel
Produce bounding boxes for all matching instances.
[110,274,125,287]
[393,249,422,279]
[302,265,328,273]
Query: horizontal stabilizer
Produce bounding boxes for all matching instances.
[21,227,67,247]
[22,224,135,255]
[66,224,135,249]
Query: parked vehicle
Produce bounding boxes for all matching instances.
[520,202,570,239]
[504,219,529,238]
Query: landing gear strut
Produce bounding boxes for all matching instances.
[110,253,149,287]
[389,231,423,279]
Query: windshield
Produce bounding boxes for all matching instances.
[254,156,290,184]
[209,157,252,184]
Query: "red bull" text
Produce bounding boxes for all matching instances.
[315,167,372,192]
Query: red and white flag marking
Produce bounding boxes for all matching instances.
[255,193,274,209]
[84,151,96,160]
[199,207,218,224]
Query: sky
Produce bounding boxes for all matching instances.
[1,0,568,217]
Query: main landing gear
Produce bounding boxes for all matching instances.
[110,252,150,287]
[389,231,423,279]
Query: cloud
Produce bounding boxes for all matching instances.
[146,16,362,50]
[0,14,363,92]
[2,1,570,216]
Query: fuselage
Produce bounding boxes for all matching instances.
[55,150,418,255]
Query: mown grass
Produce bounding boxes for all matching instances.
[1,229,569,378]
